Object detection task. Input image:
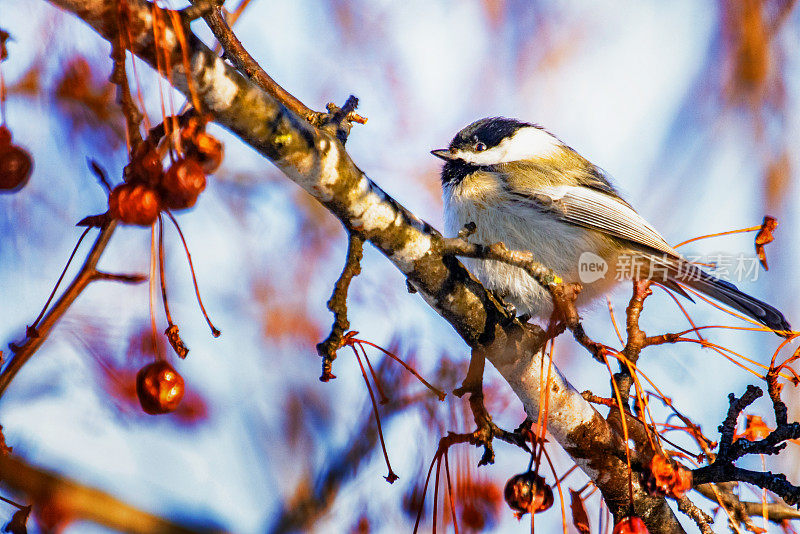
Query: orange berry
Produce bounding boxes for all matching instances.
[125,142,163,186]
[645,455,693,499]
[108,183,160,226]
[160,157,206,210]
[191,131,223,174]
[503,471,553,517]
[613,516,648,534]
[135,361,185,415]
[0,145,33,192]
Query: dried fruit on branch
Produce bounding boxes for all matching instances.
[108,183,160,226]
[125,141,164,186]
[613,516,648,534]
[180,117,224,174]
[645,455,693,499]
[0,29,9,62]
[135,361,185,415]
[0,146,33,192]
[187,131,223,174]
[503,471,553,518]
[754,215,777,270]
[160,157,206,210]
[741,414,772,441]
[570,489,590,534]
[0,126,33,192]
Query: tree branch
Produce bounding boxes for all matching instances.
[317,232,363,381]
[0,222,117,398]
[36,1,685,531]
[0,453,222,533]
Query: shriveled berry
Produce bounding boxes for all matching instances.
[180,116,223,174]
[613,516,648,534]
[645,455,693,499]
[0,145,33,192]
[135,361,185,415]
[503,471,553,517]
[108,183,160,226]
[190,131,223,174]
[160,157,206,210]
[125,142,163,186]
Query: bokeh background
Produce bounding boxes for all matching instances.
[0,0,799,532]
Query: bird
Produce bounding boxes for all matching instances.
[432,117,791,336]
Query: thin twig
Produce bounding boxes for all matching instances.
[693,385,800,505]
[676,495,714,534]
[0,222,117,398]
[199,5,317,122]
[317,232,363,381]
[110,5,143,151]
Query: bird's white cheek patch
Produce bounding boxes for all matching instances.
[458,126,560,165]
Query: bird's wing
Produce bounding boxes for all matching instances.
[508,183,679,257]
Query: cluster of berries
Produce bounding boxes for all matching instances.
[109,117,223,226]
[0,125,32,192]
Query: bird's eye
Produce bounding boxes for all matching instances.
[475,142,487,152]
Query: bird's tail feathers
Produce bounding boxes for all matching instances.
[647,256,792,337]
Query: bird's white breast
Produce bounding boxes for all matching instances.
[443,175,617,318]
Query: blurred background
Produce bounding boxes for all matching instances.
[0,0,798,532]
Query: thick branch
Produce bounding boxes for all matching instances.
[0,454,222,533]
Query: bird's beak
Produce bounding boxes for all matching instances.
[431,148,456,161]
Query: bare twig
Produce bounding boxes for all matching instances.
[676,495,714,534]
[0,222,117,398]
[317,232,363,381]
[199,5,317,122]
[439,236,561,291]
[91,271,148,284]
[694,482,798,530]
[693,385,800,505]
[440,235,598,353]
[181,0,221,21]
[110,2,143,150]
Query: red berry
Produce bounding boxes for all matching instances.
[191,131,224,174]
[160,157,206,210]
[135,361,185,415]
[125,142,164,186]
[108,183,160,226]
[613,516,648,534]
[180,117,223,174]
[503,471,553,516]
[0,145,33,192]
[645,455,693,499]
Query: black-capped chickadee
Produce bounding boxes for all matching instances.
[432,117,791,336]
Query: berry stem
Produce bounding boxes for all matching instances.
[29,227,92,333]
[165,211,220,337]
[157,216,174,327]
